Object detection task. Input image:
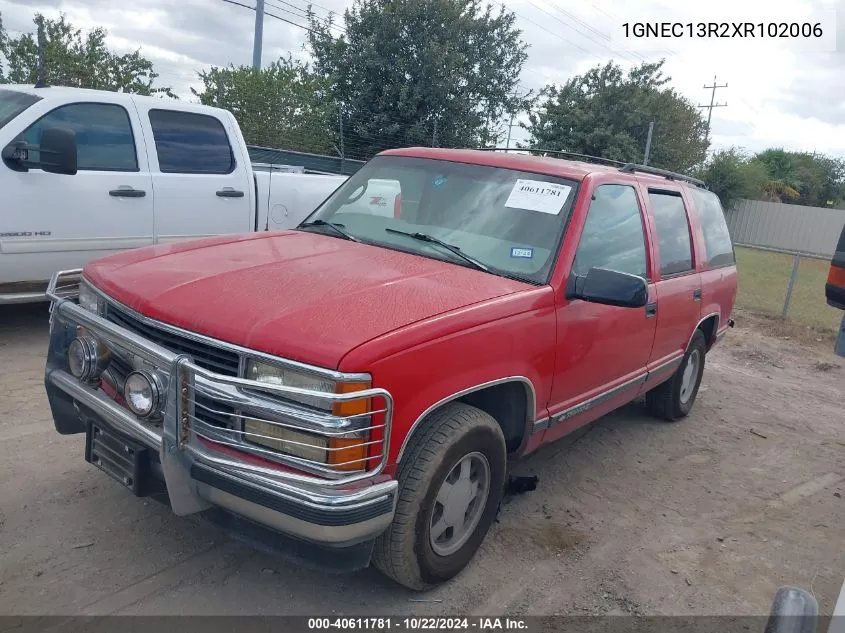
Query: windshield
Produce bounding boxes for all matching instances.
[300,155,579,284]
[0,89,41,130]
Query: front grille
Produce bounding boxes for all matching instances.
[104,303,240,376]
[103,302,240,431]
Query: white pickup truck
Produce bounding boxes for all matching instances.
[0,85,353,304]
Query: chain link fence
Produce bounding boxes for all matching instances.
[733,244,842,334]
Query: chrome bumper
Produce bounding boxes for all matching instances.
[44,270,397,549]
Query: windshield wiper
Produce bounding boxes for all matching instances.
[385,228,490,273]
[299,219,360,242]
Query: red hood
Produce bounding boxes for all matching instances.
[84,231,530,369]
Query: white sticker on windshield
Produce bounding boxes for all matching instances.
[505,179,571,215]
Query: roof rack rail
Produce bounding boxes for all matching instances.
[619,163,706,187]
[477,146,626,168]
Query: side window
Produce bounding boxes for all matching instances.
[648,191,694,276]
[573,185,648,278]
[689,188,735,268]
[148,110,234,174]
[21,102,137,171]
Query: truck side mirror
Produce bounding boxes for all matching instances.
[764,587,818,633]
[566,267,648,309]
[39,127,78,175]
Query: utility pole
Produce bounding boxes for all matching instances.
[643,121,654,165]
[252,0,265,70]
[338,105,345,174]
[698,75,728,139]
[34,17,47,88]
[432,117,438,147]
[505,112,516,150]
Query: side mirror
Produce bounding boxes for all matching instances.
[39,127,78,175]
[764,587,818,633]
[566,267,648,308]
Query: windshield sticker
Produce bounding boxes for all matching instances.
[433,175,448,188]
[505,179,571,215]
[510,246,534,259]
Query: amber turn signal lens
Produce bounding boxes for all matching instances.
[332,381,371,418]
[328,437,369,471]
[828,265,845,289]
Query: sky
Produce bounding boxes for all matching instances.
[1,0,843,158]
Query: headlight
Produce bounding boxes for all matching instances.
[124,370,163,418]
[78,281,102,314]
[242,419,329,463]
[242,417,369,471]
[67,334,109,381]
[243,359,373,471]
[246,359,336,410]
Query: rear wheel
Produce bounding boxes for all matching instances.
[373,402,507,590]
[646,329,707,421]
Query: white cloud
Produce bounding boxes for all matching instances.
[1,0,843,157]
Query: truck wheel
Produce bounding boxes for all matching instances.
[646,329,707,422]
[373,402,507,590]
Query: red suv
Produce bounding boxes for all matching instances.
[44,148,738,590]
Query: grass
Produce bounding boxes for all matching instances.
[734,245,842,333]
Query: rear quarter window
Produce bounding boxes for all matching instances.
[148,109,234,174]
[648,190,694,276]
[689,188,736,268]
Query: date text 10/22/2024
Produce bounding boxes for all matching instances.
[307,617,529,630]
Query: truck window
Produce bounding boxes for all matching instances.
[148,109,234,174]
[20,102,138,171]
[572,185,648,279]
[689,188,736,268]
[648,191,694,276]
[0,89,41,130]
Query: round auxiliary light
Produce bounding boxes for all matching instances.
[68,336,98,380]
[124,370,162,418]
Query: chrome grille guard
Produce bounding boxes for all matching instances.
[46,269,394,490]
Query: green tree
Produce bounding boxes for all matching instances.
[192,59,334,154]
[752,149,845,207]
[307,0,528,160]
[696,148,769,209]
[0,11,173,96]
[0,13,7,83]
[525,60,709,173]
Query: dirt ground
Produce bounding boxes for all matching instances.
[1,304,843,617]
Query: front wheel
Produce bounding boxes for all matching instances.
[372,403,507,590]
[646,329,707,421]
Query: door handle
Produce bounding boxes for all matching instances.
[109,186,146,198]
[645,302,657,318]
[216,188,245,198]
[693,289,702,301]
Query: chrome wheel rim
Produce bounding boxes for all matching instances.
[680,349,701,405]
[429,452,491,557]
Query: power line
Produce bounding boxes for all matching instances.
[511,9,601,61]
[546,0,675,57]
[219,0,316,34]
[265,0,346,33]
[530,0,646,64]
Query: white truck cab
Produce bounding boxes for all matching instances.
[0,85,348,304]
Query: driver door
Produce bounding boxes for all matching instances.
[542,183,658,444]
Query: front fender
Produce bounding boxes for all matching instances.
[356,305,557,473]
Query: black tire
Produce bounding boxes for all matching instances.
[372,402,507,590]
[646,329,707,422]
